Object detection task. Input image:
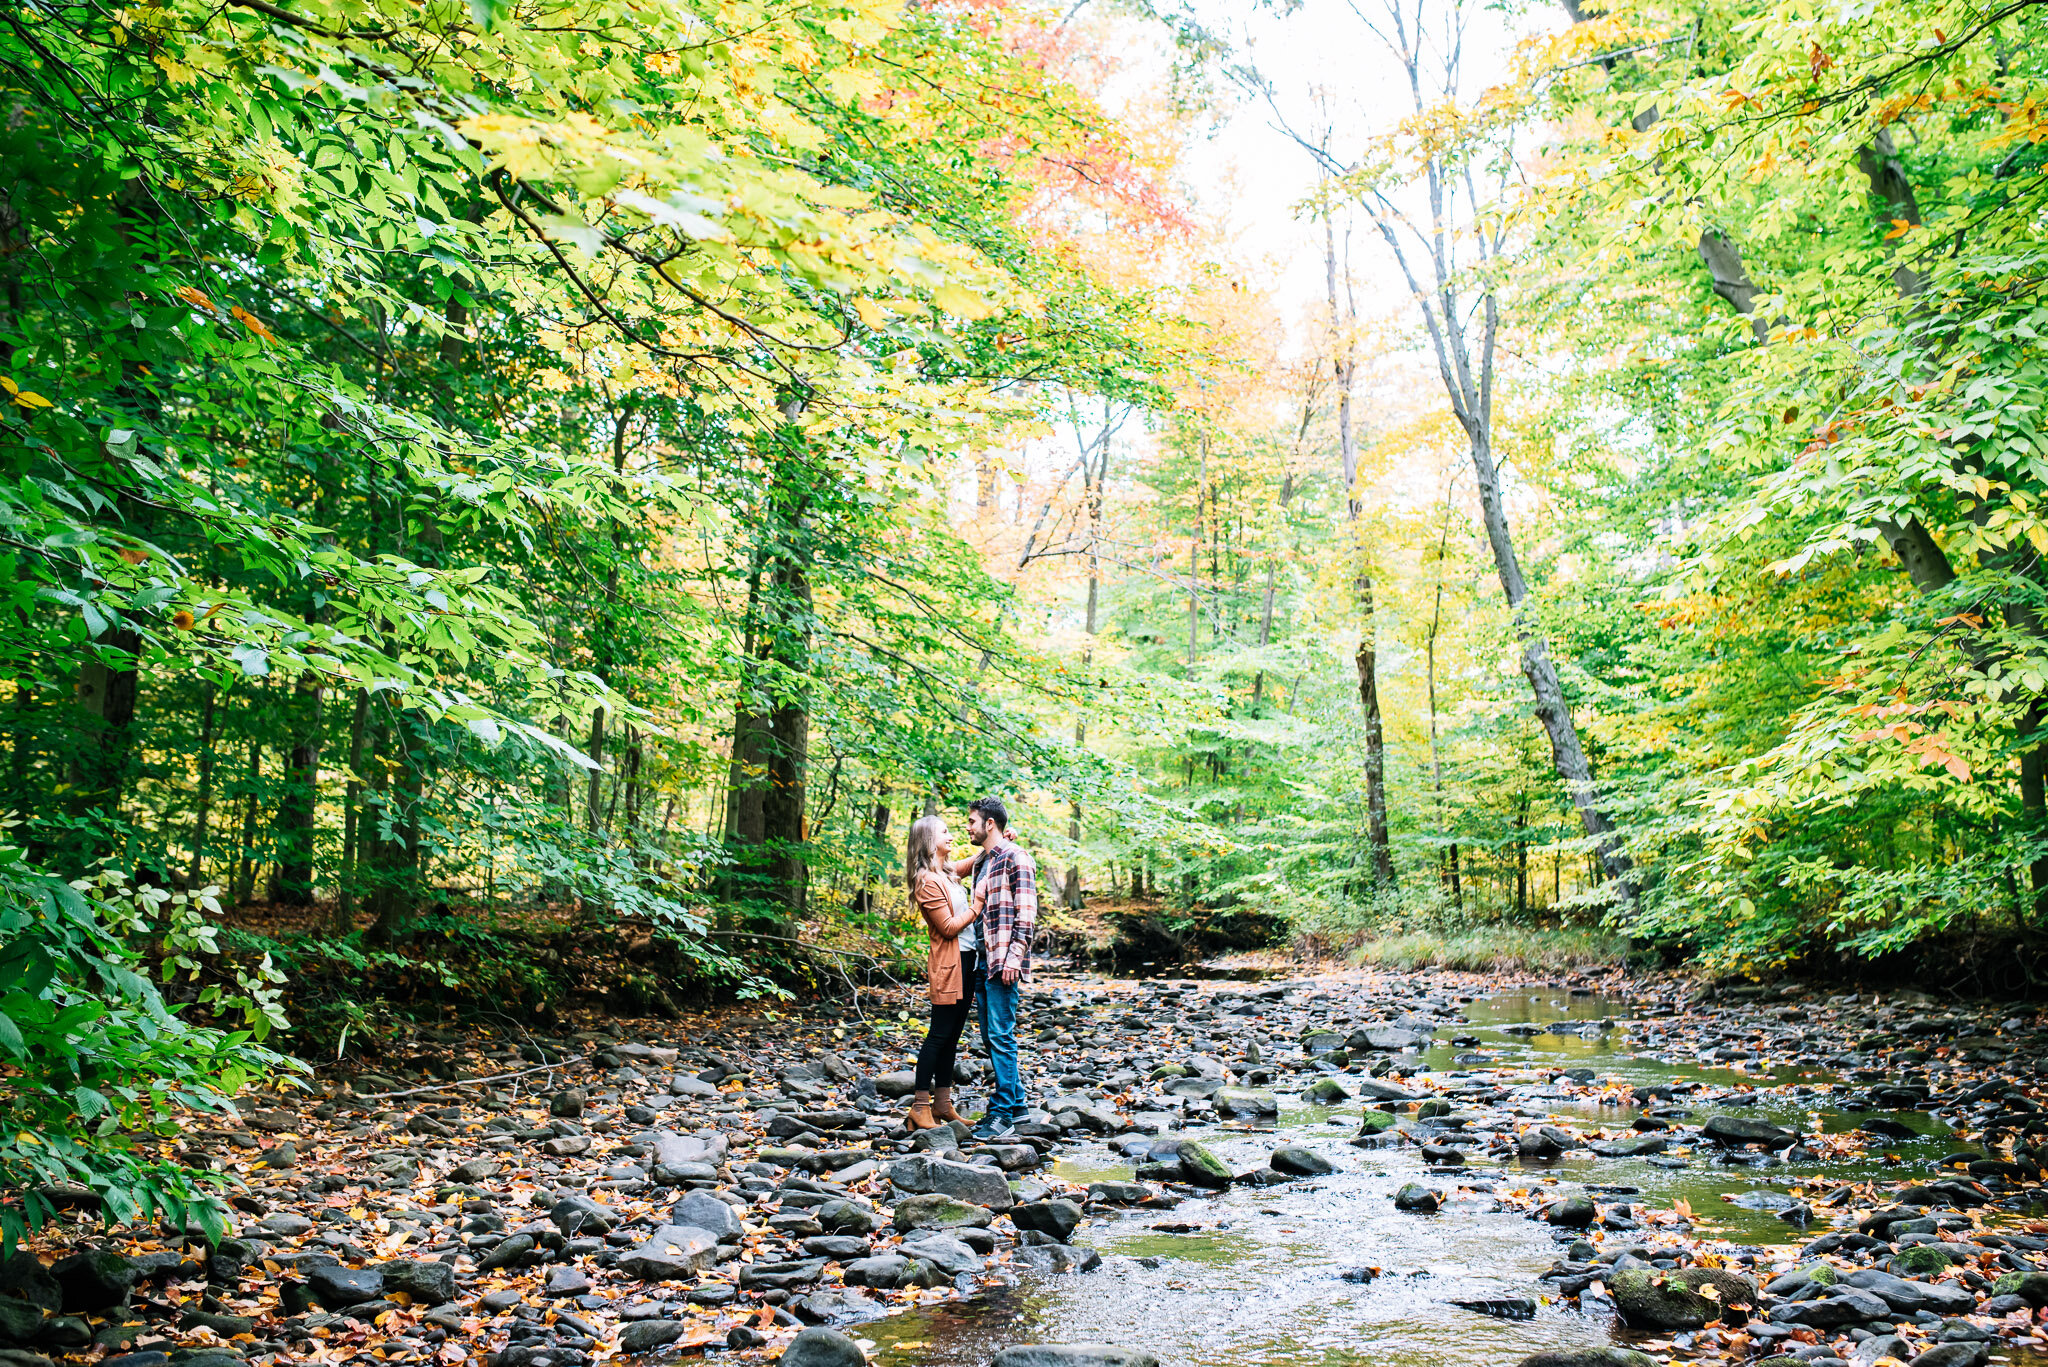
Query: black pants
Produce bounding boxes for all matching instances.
[915,949,978,1090]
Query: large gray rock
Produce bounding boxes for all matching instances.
[1769,1289,1892,1328]
[1347,1027,1430,1051]
[1212,1088,1278,1118]
[1909,1347,1989,1367]
[619,1321,685,1353]
[49,1253,137,1313]
[1392,1184,1440,1212]
[991,1349,1160,1367]
[872,1072,917,1099]
[375,1260,456,1306]
[790,1288,887,1326]
[1012,1244,1103,1274]
[886,1155,1013,1209]
[780,1327,866,1367]
[1516,1352,1657,1367]
[476,1234,536,1272]
[1589,1136,1667,1158]
[616,1225,719,1281]
[1841,1269,1974,1316]
[0,1298,43,1347]
[1852,1336,1909,1367]
[1010,1201,1083,1241]
[1269,1146,1334,1177]
[1612,1267,1755,1330]
[897,1233,982,1276]
[0,1257,59,1314]
[547,1194,616,1236]
[307,1266,383,1308]
[843,1255,943,1291]
[669,1191,745,1242]
[1701,1116,1794,1149]
[817,1200,886,1236]
[648,1130,728,1181]
[1352,1077,1419,1102]
[738,1258,828,1291]
[892,1193,994,1233]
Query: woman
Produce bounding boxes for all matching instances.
[905,813,978,1131]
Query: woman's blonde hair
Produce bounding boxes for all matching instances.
[906,815,947,884]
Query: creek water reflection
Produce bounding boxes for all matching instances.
[862,983,1985,1367]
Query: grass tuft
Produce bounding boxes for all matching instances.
[1347,927,1632,973]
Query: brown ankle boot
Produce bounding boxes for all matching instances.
[905,1102,939,1130]
[929,1090,963,1124]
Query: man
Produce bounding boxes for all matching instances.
[954,796,1035,1140]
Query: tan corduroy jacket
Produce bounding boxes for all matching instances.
[912,868,977,1004]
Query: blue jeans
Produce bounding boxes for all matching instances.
[975,967,1024,1121]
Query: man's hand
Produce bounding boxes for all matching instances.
[999,963,1021,985]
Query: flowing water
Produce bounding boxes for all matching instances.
[859,983,1981,1367]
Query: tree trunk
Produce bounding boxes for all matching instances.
[1188,435,1204,671]
[274,674,323,905]
[760,551,812,917]
[728,413,815,917]
[232,740,262,905]
[366,712,423,942]
[188,683,218,885]
[1468,423,1627,891]
[585,705,607,833]
[1326,205,1394,885]
[1357,580,1394,885]
[337,688,370,932]
[1514,793,1529,918]
[70,627,142,840]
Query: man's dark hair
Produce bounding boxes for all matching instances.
[968,796,1009,831]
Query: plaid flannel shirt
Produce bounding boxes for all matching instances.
[971,840,1038,978]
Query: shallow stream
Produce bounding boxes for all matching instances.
[860,982,1981,1367]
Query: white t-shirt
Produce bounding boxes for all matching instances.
[947,877,978,954]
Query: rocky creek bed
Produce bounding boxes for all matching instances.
[6,969,2048,1367]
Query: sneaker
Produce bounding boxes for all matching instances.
[971,1116,1015,1141]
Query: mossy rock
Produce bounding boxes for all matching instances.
[1303,1077,1349,1104]
[1518,1351,1660,1367]
[1611,1267,1757,1331]
[1392,1183,1441,1212]
[1416,1099,1452,1119]
[1174,1140,1233,1189]
[1993,1270,2048,1305]
[1356,1111,1398,1134]
[1808,1262,1837,1287]
[1892,1246,1951,1275]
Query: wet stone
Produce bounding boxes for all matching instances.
[307,1266,383,1308]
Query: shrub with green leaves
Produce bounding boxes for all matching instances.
[0,847,296,1249]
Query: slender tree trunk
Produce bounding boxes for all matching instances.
[1066,421,1109,912]
[337,688,370,932]
[275,674,323,905]
[232,740,262,905]
[188,683,218,885]
[1188,435,1204,671]
[586,706,607,833]
[1251,564,1277,709]
[1514,793,1529,918]
[70,627,142,841]
[366,712,424,943]
[10,681,34,838]
[1326,205,1394,885]
[727,407,815,917]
